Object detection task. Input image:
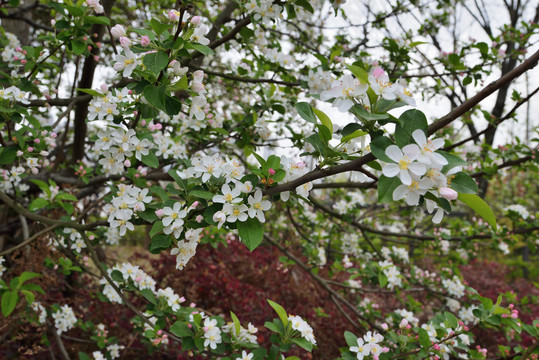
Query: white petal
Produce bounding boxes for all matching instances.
[406,192,420,206]
[382,163,400,177]
[402,144,420,160]
[432,209,444,224]
[409,162,426,176]
[385,145,403,162]
[400,170,412,185]
[411,129,427,146]
[393,184,408,201]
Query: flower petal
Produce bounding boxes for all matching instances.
[385,145,403,162]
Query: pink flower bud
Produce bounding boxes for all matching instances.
[100,83,109,93]
[119,36,131,47]
[20,59,27,64]
[155,123,162,130]
[34,138,40,144]
[157,330,163,335]
[168,10,180,21]
[196,215,204,223]
[16,150,23,157]
[439,187,458,200]
[51,19,56,26]
[155,209,165,217]
[433,344,441,350]
[381,323,389,330]
[124,159,131,167]
[382,347,390,353]
[268,168,276,176]
[140,35,150,47]
[190,16,201,26]
[110,24,126,38]
[399,319,408,328]
[89,235,95,240]
[27,147,34,152]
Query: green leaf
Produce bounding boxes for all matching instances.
[444,311,459,329]
[345,64,369,83]
[295,102,316,123]
[150,19,171,36]
[78,352,91,360]
[237,217,264,252]
[377,175,400,203]
[341,130,368,143]
[350,105,389,121]
[344,331,358,347]
[418,328,431,348]
[267,299,289,327]
[370,136,394,163]
[76,88,103,97]
[141,151,159,168]
[450,172,478,194]
[438,150,466,171]
[1,290,19,317]
[29,198,49,211]
[170,321,194,337]
[264,321,280,333]
[230,311,241,337]
[55,193,78,202]
[71,40,87,55]
[20,283,45,294]
[0,146,17,165]
[140,289,157,305]
[378,272,388,288]
[291,337,313,351]
[143,51,169,74]
[312,108,333,133]
[20,289,35,304]
[83,16,110,25]
[190,43,214,55]
[189,190,215,200]
[149,221,164,237]
[457,193,496,230]
[395,109,428,148]
[144,85,166,110]
[18,272,41,286]
[164,95,182,116]
[110,270,124,282]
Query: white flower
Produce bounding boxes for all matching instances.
[113,48,138,77]
[213,184,242,204]
[92,351,105,360]
[411,130,447,166]
[382,144,426,185]
[368,67,397,100]
[239,350,253,360]
[213,211,226,229]
[110,24,126,38]
[247,190,271,223]
[51,305,77,335]
[350,337,370,360]
[190,95,207,120]
[392,176,431,206]
[162,203,187,227]
[504,204,529,219]
[223,203,249,222]
[191,25,210,45]
[320,74,368,112]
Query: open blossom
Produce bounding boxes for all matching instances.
[320,74,368,112]
[392,175,431,205]
[247,190,271,223]
[113,48,138,77]
[288,315,316,345]
[412,130,447,166]
[382,144,426,185]
[368,67,397,100]
[212,183,242,204]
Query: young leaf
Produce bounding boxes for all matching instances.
[1,291,19,317]
[295,102,317,123]
[267,300,289,327]
[458,193,497,230]
[450,172,478,194]
[237,217,264,251]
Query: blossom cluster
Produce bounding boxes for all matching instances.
[169,228,203,270]
[441,275,466,298]
[288,315,316,345]
[381,129,461,223]
[349,331,387,360]
[104,185,152,236]
[156,287,185,312]
[31,301,47,324]
[222,321,259,345]
[378,260,402,289]
[51,304,77,335]
[203,317,223,349]
[100,262,158,303]
[95,127,153,175]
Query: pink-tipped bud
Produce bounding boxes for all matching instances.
[190,16,201,26]
[110,24,126,38]
[399,319,408,328]
[168,10,180,21]
[16,150,23,157]
[27,147,34,152]
[124,159,131,167]
[439,187,458,200]
[196,215,204,223]
[268,168,276,176]
[155,209,165,217]
[100,83,109,93]
[140,35,150,47]
[34,138,40,144]
[157,330,163,335]
[119,36,131,47]
[433,344,441,351]
[381,323,389,330]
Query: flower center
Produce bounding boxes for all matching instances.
[398,157,411,170]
